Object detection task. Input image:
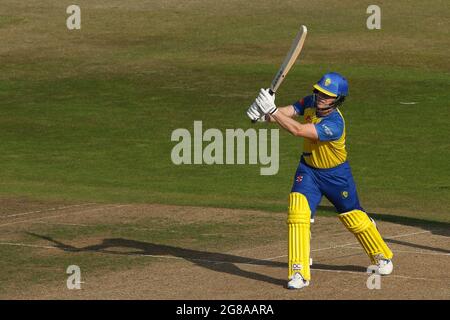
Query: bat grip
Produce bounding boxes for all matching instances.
[251,89,274,123]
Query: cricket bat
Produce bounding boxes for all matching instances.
[251,25,307,122]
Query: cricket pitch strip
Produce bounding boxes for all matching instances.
[0,198,448,299]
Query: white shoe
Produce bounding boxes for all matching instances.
[287,273,310,289]
[377,259,393,275]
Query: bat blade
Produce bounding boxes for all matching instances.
[270,25,307,94]
[250,25,307,123]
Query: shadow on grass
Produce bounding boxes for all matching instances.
[317,205,450,253]
[27,233,365,287]
[313,264,367,273]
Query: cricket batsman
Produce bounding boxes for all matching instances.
[247,72,394,289]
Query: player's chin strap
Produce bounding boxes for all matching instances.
[331,95,346,108]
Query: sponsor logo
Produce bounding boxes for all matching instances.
[296,175,303,183]
[322,124,333,136]
[293,264,302,271]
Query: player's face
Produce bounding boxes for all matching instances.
[315,91,336,116]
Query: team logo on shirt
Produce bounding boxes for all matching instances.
[341,191,349,199]
[322,124,333,136]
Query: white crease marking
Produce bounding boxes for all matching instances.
[1,203,96,218]
[0,205,130,228]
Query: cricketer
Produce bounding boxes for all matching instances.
[247,72,394,289]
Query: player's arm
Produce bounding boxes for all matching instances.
[254,89,319,140]
[247,103,297,123]
[266,105,296,122]
[271,110,319,140]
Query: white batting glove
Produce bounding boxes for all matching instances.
[255,88,278,115]
[246,102,266,122]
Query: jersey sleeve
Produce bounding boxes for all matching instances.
[314,114,344,141]
[292,98,306,115]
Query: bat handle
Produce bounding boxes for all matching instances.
[251,89,274,123]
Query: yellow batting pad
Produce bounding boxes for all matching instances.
[287,192,311,280]
[339,210,393,264]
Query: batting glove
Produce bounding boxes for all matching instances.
[255,88,278,115]
[246,101,266,122]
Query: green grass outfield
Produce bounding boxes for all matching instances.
[0,0,449,222]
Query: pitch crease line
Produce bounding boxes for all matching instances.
[0,205,131,228]
[0,242,447,282]
[310,268,444,282]
[242,230,433,261]
[1,203,97,219]
[345,246,450,256]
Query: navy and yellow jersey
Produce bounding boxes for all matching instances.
[292,95,347,169]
